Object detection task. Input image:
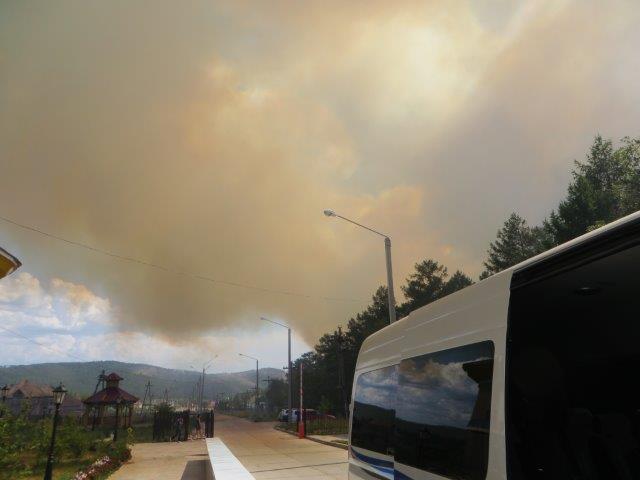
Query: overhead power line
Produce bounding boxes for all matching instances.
[0,323,87,363]
[0,214,366,303]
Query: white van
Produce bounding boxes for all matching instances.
[349,212,640,480]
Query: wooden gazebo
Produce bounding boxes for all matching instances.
[83,373,139,429]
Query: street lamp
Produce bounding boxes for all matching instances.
[323,209,397,323]
[192,357,217,413]
[1,384,8,403]
[261,316,293,423]
[44,383,67,480]
[238,353,259,411]
[0,246,21,280]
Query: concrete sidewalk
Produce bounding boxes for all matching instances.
[109,440,209,480]
[109,414,348,479]
[214,414,348,479]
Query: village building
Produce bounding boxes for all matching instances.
[3,379,84,416]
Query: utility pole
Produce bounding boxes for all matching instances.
[141,380,152,416]
[255,359,259,411]
[260,317,292,422]
[93,370,106,394]
[92,370,106,430]
[200,368,205,413]
[336,326,348,418]
[288,328,292,422]
[298,363,305,438]
[239,354,260,412]
[261,376,274,413]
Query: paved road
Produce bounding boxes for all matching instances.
[110,439,209,480]
[214,414,348,479]
[109,414,348,479]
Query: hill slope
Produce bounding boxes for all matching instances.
[0,361,284,400]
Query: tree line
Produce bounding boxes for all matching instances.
[263,135,640,416]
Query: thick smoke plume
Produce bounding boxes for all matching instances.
[1,0,638,344]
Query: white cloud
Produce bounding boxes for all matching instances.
[0,272,112,331]
[0,327,311,372]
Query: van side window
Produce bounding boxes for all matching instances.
[351,365,397,455]
[395,341,494,480]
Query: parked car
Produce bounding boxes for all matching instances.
[278,408,336,422]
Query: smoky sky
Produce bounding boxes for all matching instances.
[1,0,639,344]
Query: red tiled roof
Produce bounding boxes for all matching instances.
[83,386,138,405]
[8,379,53,398]
[105,373,123,381]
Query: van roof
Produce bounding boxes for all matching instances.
[357,210,640,367]
[511,210,640,275]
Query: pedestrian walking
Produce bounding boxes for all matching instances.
[172,415,184,442]
[195,414,202,439]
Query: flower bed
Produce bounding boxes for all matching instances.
[70,446,131,480]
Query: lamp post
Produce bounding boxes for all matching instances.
[324,209,397,323]
[261,316,293,423]
[44,383,67,480]
[200,358,216,413]
[190,357,217,413]
[1,384,8,418]
[238,354,259,412]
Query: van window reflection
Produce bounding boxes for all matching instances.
[351,365,397,455]
[395,341,494,480]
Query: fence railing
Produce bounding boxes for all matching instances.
[280,417,349,435]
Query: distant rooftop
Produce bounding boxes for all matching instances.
[8,379,53,398]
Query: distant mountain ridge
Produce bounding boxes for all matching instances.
[0,361,284,400]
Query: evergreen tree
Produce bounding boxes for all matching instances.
[401,259,473,312]
[481,213,546,278]
[545,135,640,243]
[441,270,474,297]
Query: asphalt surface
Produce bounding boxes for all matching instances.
[109,439,209,480]
[109,414,348,479]
[213,414,348,479]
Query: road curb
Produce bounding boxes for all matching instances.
[273,426,348,450]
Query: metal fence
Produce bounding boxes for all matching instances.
[280,417,349,435]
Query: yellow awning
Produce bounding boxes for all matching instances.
[0,247,20,279]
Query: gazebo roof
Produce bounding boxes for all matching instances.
[83,372,138,405]
[83,387,138,405]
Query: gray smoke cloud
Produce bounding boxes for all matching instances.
[1,0,638,345]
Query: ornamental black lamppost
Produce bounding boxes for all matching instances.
[44,383,67,480]
[1,384,8,418]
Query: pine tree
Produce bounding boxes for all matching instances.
[481,213,545,278]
